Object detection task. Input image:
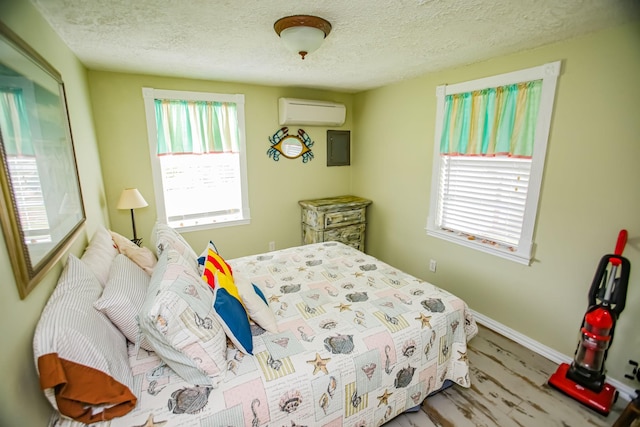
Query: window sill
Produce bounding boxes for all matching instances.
[425,227,532,266]
[171,217,251,233]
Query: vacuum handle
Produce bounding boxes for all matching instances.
[611,229,628,266]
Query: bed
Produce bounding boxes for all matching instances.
[38,225,477,427]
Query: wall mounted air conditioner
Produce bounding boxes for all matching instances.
[278,98,346,126]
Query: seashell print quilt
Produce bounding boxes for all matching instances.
[51,242,477,427]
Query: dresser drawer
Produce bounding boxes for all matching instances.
[324,208,366,229]
[324,223,365,245]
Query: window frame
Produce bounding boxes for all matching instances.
[142,87,250,232]
[426,61,561,265]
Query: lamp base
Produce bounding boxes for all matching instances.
[131,238,142,247]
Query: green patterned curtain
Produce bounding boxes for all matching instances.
[0,88,34,156]
[440,80,542,157]
[154,99,239,155]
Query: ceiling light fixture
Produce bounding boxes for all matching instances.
[274,15,332,60]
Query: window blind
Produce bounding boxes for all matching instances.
[160,153,242,228]
[7,156,50,243]
[437,156,531,248]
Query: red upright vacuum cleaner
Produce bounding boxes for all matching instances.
[548,229,631,416]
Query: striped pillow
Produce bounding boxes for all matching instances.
[94,254,153,350]
[138,248,227,386]
[33,255,136,423]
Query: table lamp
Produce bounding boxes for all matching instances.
[116,188,148,245]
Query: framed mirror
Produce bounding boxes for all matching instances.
[0,22,85,298]
[267,127,314,163]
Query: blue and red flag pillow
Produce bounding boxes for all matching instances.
[200,242,253,354]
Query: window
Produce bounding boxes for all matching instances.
[427,61,560,264]
[142,88,250,231]
[0,87,51,243]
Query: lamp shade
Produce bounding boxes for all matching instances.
[274,15,332,59]
[117,188,148,210]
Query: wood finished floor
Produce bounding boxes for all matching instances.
[385,325,631,427]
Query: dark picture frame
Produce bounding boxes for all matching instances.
[0,22,85,299]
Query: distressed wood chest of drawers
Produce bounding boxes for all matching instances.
[298,195,372,251]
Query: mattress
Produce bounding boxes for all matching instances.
[50,242,477,426]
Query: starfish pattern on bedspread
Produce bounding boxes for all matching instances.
[307,352,331,375]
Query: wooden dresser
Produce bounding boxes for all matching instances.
[298,195,372,251]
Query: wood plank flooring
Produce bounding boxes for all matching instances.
[385,325,632,427]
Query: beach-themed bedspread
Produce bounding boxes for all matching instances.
[51,242,477,427]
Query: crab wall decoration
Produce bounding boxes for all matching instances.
[268,127,314,163]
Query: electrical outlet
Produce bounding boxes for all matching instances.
[269,241,276,251]
[625,360,639,382]
[429,259,437,272]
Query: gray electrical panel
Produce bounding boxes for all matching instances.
[327,130,350,166]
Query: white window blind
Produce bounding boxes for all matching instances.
[7,156,51,243]
[438,156,531,247]
[160,153,243,227]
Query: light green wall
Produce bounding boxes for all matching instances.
[352,22,640,389]
[87,72,353,259]
[0,1,109,426]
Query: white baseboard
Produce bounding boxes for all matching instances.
[471,310,635,402]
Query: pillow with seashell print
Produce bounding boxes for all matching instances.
[138,247,228,386]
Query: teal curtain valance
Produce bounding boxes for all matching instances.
[440,80,542,157]
[154,99,239,155]
[0,88,34,156]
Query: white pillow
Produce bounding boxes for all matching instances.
[80,226,118,286]
[33,255,135,423]
[234,271,279,333]
[110,231,157,275]
[94,254,153,350]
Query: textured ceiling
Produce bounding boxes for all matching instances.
[30,0,640,93]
